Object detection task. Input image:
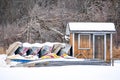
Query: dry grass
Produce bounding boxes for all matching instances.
[113,47,120,59]
[0,47,6,54]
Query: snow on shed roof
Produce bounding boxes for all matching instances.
[67,22,116,33]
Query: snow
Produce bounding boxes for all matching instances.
[0,54,8,67]
[0,55,120,80]
[0,66,120,80]
[114,60,120,66]
[68,22,116,32]
[22,42,32,47]
[31,43,43,47]
[22,42,66,48]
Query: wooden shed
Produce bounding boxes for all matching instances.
[66,22,116,62]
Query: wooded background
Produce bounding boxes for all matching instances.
[0,0,120,57]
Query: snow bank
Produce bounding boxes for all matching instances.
[0,54,8,67]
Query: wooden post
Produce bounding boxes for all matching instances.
[104,34,106,61]
[72,33,75,57]
[110,34,113,66]
[93,34,95,59]
[111,58,114,66]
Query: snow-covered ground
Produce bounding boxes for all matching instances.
[0,65,120,80]
[0,54,120,80]
[114,60,120,66]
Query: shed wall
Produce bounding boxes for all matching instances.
[70,33,93,59]
[70,33,111,62]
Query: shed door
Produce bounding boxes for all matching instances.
[94,35,104,60]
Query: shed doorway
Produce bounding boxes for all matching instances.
[94,35,105,60]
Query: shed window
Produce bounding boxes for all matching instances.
[78,34,91,49]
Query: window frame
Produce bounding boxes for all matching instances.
[78,34,91,49]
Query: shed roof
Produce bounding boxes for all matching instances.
[66,22,116,34]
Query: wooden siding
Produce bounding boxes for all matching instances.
[106,34,110,62]
[70,33,111,62]
[70,33,93,59]
[79,35,90,49]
